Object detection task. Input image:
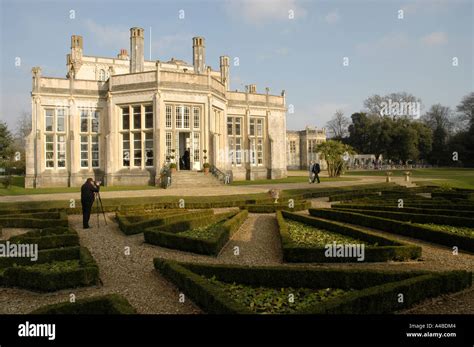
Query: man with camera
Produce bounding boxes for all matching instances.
[81,178,101,229]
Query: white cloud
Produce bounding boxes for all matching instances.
[324,10,340,24]
[421,31,448,46]
[84,19,129,50]
[222,0,307,23]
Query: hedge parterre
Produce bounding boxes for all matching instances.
[31,294,136,314]
[278,211,421,263]
[144,210,248,256]
[154,258,471,314]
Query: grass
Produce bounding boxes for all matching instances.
[344,168,474,189]
[178,221,225,240]
[206,276,350,314]
[286,220,366,247]
[0,176,160,196]
[231,176,357,186]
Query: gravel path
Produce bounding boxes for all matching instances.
[218,213,282,265]
[0,228,33,241]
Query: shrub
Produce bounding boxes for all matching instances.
[153,258,471,314]
[332,208,474,228]
[308,208,474,252]
[277,211,421,263]
[242,200,311,213]
[334,204,474,218]
[117,209,214,235]
[0,211,68,228]
[145,210,248,256]
[31,294,136,314]
[1,247,99,292]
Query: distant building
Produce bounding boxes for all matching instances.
[286,126,326,170]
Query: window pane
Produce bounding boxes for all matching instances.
[193,107,200,129]
[249,119,255,136]
[133,106,141,129]
[122,107,130,130]
[184,106,190,128]
[57,109,65,132]
[175,106,183,128]
[257,119,263,137]
[92,111,99,133]
[122,133,130,166]
[235,118,241,136]
[145,132,153,166]
[134,132,142,166]
[236,138,242,165]
[145,105,153,129]
[227,117,233,135]
[45,110,54,132]
[166,105,172,128]
[81,110,89,132]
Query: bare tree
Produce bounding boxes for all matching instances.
[326,109,349,139]
[15,111,32,151]
[364,92,422,118]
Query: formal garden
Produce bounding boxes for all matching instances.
[0,181,472,315]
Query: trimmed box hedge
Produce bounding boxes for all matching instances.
[309,208,474,252]
[31,294,136,314]
[242,200,311,213]
[277,211,421,263]
[145,210,248,256]
[334,204,474,218]
[332,207,474,228]
[117,209,214,235]
[3,227,79,250]
[0,210,68,228]
[153,258,471,314]
[0,247,99,292]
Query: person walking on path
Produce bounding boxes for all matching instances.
[308,161,315,183]
[311,161,321,184]
[81,178,100,229]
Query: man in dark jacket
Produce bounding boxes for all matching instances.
[81,178,100,229]
[311,162,321,184]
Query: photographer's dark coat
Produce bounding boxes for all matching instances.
[81,181,100,228]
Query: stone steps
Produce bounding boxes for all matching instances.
[170,171,223,188]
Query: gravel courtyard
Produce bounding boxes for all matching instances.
[0,205,472,314]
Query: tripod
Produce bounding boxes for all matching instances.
[95,191,107,228]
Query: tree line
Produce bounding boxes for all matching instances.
[325,92,474,167]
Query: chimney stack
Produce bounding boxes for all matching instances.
[219,56,230,90]
[130,27,144,73]
[248,84,257,94]
[117,48,129,60]
[192,37,205,74]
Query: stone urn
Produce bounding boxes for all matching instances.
[404,171,411,182]
[269,189,281,203]
[385,171,393,183]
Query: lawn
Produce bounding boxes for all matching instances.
[344,168,474,189]
[0,176,160,196]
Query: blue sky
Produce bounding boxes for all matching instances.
[0,0,472,131]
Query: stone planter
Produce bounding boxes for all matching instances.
[203,168,209,175]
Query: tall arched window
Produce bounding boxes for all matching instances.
[98,69,106,81]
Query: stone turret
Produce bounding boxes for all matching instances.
[192,37,205,74]
[130,27,144,73]
[219,55,229,90]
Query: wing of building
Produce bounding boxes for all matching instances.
[25,27,288,188]
[286,126,327,170]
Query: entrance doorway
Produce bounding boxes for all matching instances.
[178,132,191,170]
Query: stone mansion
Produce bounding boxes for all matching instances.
[25,27,288,187]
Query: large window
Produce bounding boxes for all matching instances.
[79,108,100,168]
[193,107,200,129]
[121,104,153,168]
[227,116,243,166]
[165,105,172,129]
[249,117,264,166]
[44,108,67,169]
[289,141,296,153]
